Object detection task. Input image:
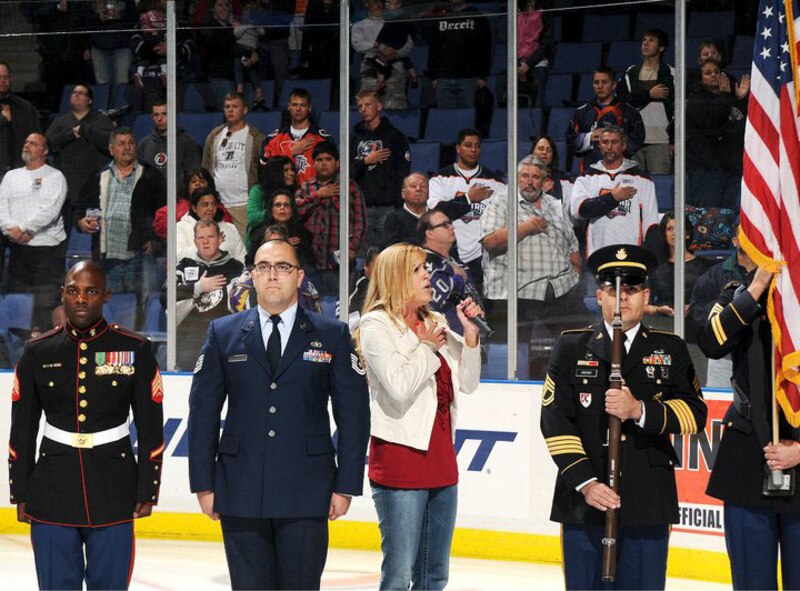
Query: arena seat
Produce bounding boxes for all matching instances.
[652,174,674,212]
[607,40,641,74]
[384,109,422,141]
[423,108,474,142]
[482,344,530,381]
[551,42,602,74]
[488,108,542,141]
[576,73,594,104]
[688,10,734,40]
[546,107,573,140]
[408,141,440,175]
[542,74,573,108]
[0,293,33,365]
[730,36,755,67]
[103,293,137,329]
[633,12,675,41]
[176,112,224,146]
[581,14,631,42]
[247,111,282,135]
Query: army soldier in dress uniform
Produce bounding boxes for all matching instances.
[8,261,164,590]
[698,266,800,590]
[540,244,707,590]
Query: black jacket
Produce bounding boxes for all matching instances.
[0,93,41,177]
[686,87,747,172]
[541,323,707,526]
[350,117,411,208]
[381,206,420,248]
[427,6,493,80]
[698,280,800,512]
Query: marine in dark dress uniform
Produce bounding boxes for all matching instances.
[8,261,164,590]
[540,244,707,590]
[697,265,800,590]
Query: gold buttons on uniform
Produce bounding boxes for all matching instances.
[112,380,118,387]
[268,430,276,437]
[79,371,86,380]
[78,414,86,422]
[80,342,88,351]
[48,381,54,387]
[79,400,88,408]
[269,406,277,414]
[154,465,159,471]
[270,383,277,390]
[80,357,87,365]
[152,495,156,500]
[621,434,627,442]
[727,421,733,428]
[79,386,86,394]
[153,480,159,485]
[121,453,126,458]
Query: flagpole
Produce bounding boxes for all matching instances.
[770,344,784,486]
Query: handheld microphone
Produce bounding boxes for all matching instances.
[446,291,494,338]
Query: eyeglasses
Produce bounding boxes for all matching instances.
[600,282,646,296]
[272,202,291,209]
[220,129,233,149]
[430,220,454,230]
[253,261,298,275]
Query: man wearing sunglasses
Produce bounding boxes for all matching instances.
[188,238,370,590]
[541,243,707,590]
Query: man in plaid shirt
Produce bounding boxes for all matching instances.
[296,141,367,296]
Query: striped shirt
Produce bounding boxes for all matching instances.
[105,165,137,260]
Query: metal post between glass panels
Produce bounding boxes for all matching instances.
[339,0,351,323]
[166,1,177,370]
[674,0,686,338]
[507,2,519,380]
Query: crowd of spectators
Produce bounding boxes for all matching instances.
[0,1,755,376]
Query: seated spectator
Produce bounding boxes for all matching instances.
[228,224,322,315]
[199,0,238,109]
[349,245,380,325]
[420,210,482,335]
[567,66,644,171]
[617,28,674,174]
[570,126,659,257]
[428,128,506,295]
[246,155,297,250]
[382,172,429,247]
[351,90,411,246]
[233,1,266,109]
[261,87,331,184]
[517,0,554,107]
[427,0,492,108]
[480,156,583,345]
[0,133,67,331]
[647,212,714,341]
[529,135,572,202]
[686,59,749,209]
[246,189,313,268]
[201,91,266,237]
[46,84,114,237]
[296,141,367,296]
[153,167,233,241]
[173,219,244,370]
[351,0,414,109]
[138,100,202,179]
[689,220,753,387]
[75,127,166,328]
[177,188,246,263]
[86,0,137,90]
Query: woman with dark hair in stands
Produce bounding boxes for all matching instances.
[529,135,572,202]
[648,211,714,340]
[246,155,297,249]
[696,39,748,98]
[245,189,312,268]
[152,167,233,241]
[686,58,749,209]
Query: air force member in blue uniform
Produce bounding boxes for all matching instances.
[188,238,370,590]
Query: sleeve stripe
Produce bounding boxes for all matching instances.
[665,400,698,434]
[711,315,727,346]
[561,457,589,475]
[729,302,747,325]
[707,303,724,320]
[545,435,583,444]
[659,403,668,435]
[664,400,689,433]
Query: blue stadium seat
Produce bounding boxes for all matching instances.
[383,109,421,141]
[488,108,543,141]
[0,293,34,365]
[258,80,276,106]
[478,140,507,176]
[688,10,734,40]
[144,293,166,333]
[279,79,332,111]
[409,142,440,175]
[132,113,153,142]
[607,41,641,74]
[317,109,351,146]
[730,36,755,67]
[182,83,213,112]
[576,73,594,104]
[410,45,429,74]
[66,230,93,266]
[634,12,675,41]
[103,293,137,329]
[423,108,474,142]
[247,111,282,135]
[546,107,573,141]
[176,113,225,147]
[112,83,132,109]
[551,43,602,74]
[581,14,631,42]
[542,74,573,108]
[491,44,508,74]
[482,344,530,381]
[553,139,568,172]
[652,174,674,212]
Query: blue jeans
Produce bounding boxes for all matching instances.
[436,78,475,108]
[91,47,132,87]
[371,483,458,591]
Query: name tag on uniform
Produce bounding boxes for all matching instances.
[575,368,598,379]
[303,349,332,363]
[227,354,247,363]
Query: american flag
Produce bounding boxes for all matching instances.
[740,0,800,426]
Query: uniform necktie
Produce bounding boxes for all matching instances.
[267,315,281,374]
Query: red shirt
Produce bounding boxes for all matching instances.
[368,354,459,489]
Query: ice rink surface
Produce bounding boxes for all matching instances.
[1,534,729,590]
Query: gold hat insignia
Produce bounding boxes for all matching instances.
[616,248,628,260]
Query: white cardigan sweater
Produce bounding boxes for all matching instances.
[359,309,481,451]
